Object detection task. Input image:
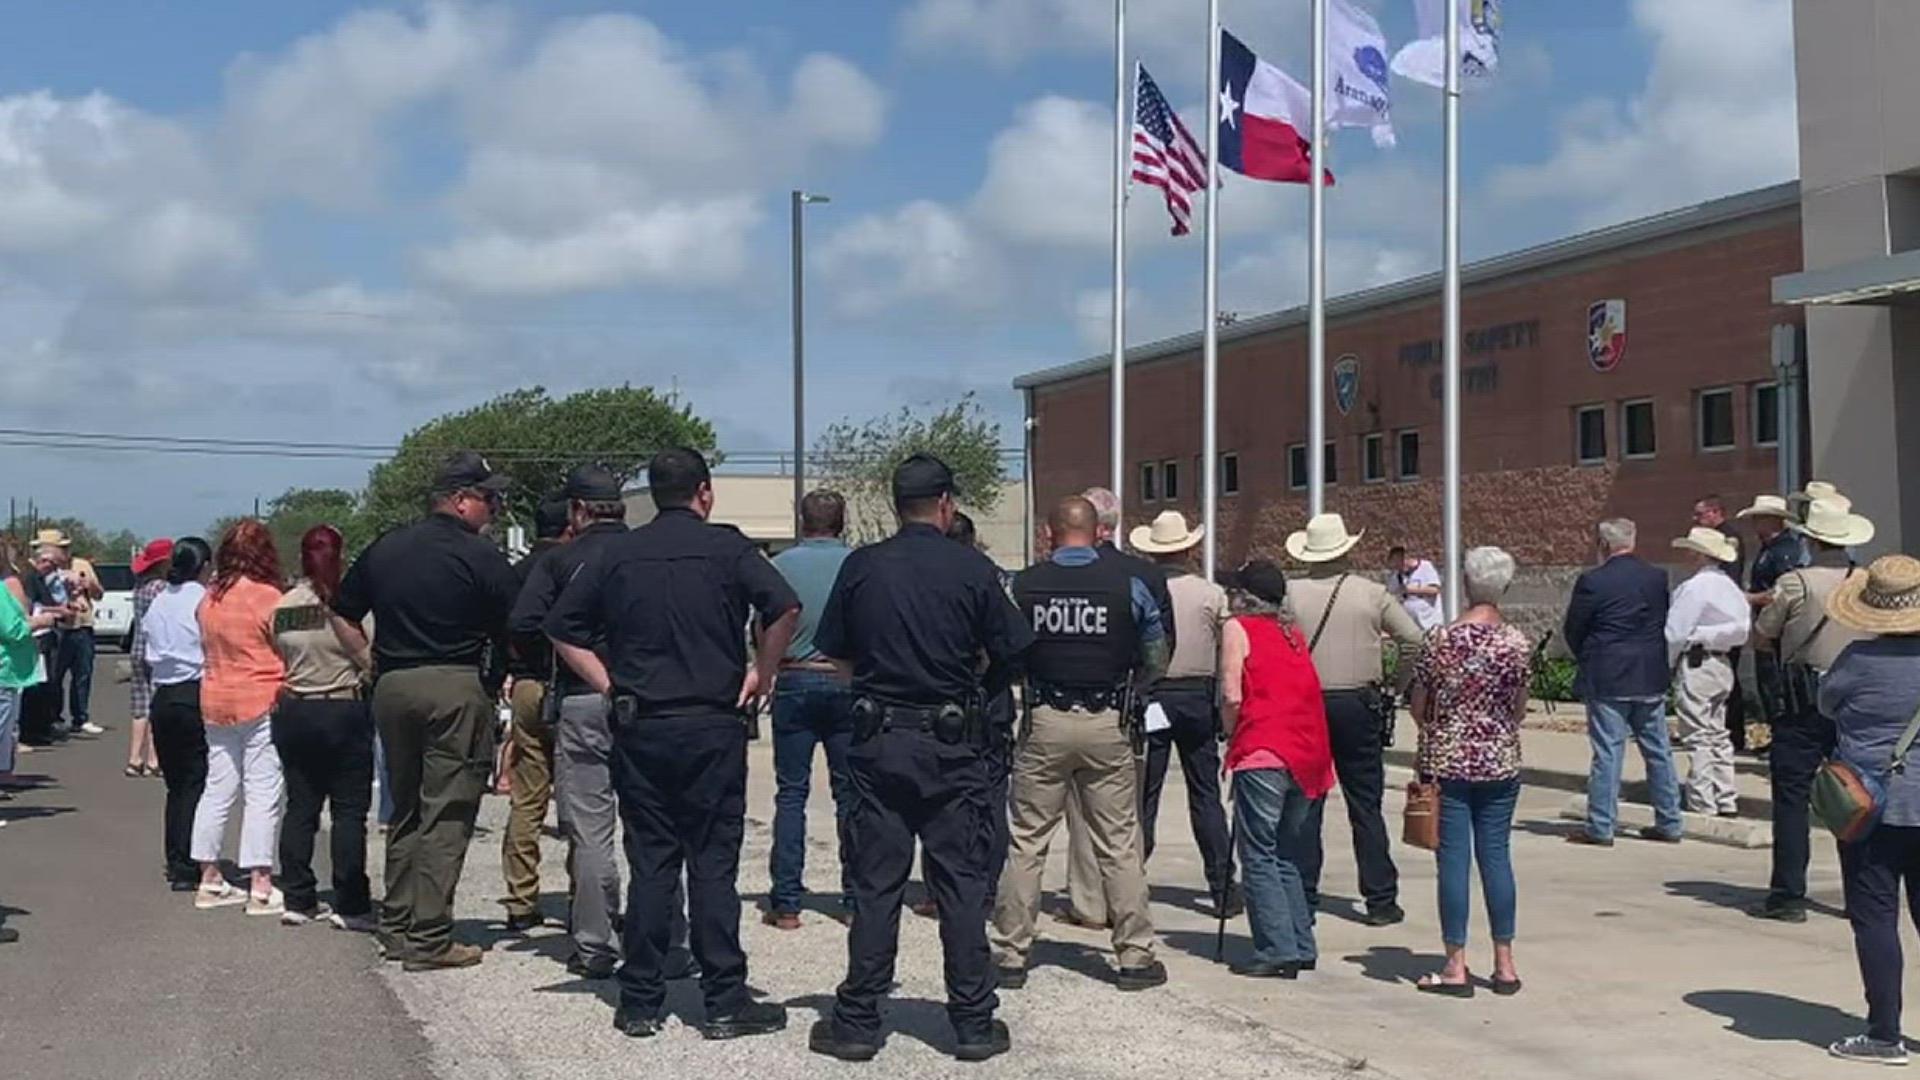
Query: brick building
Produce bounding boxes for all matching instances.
[1014,182,1808,600]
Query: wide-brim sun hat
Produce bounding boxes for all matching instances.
[1285,513,1363,564]
[1789,498,1875,548]
[1790,481,1853,517]
[1129,510,1205,554]
[1828,554,1920,635]
[1736,494,1792,520]
[1672,526,1739,564]
[33,528,71,548]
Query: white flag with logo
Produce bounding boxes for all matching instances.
[1328,0,1396,148]
[1391,0,1501,89]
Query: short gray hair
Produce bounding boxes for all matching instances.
[1463,546,1516,606]
[1597,517,1636,553]
[1081,487,1120,530]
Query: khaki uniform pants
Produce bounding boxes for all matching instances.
[1676,655,1739,815]
[376,666,494,957]
[992,705,1156,969]
[501,679,555,918]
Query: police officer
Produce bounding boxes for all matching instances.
[545,448,798,1039]
[332,451,521,970]
[992,495,1169,991]
[949,510,1018,901]
[1738,494,1810,738]
[1285,512,1423,925]
[808,453,1032,1065]
[1746,494,1872,922]
[499,496,570,933]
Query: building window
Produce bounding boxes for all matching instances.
[1697,388,1736,452]
[1324,441,1339,485]
[1140,462,1157,502]
[1161,459,1180,501]
[1287,443,1308,490]
[1221,453,1240,495]
[1363,433,1385,482]
[1753,382,1780,447]
[1622,398,1657,459]
[1575,404,1608,465]
[1397,429,1420,480]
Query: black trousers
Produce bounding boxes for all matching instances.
[1300,690,1399,911]
[984,689,1015,905]
[19,639,58,743]
[1725,647,1749,752]
[1141,685,1236,899]
[1839,825,1920,1044]
[611,712,750,1018]
[833,727,996,1044]
[274,697,375,917]
[150,681,208,884]
[1766,702,1837,906]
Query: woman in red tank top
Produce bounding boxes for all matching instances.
[1219,560,1333,978]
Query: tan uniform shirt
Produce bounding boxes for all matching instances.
[273,581,368,695]
[1287,567,1426,691]
[1163,572,1227,679]
[1755,564,1864,672]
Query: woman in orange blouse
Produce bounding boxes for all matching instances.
[189,520,288,915]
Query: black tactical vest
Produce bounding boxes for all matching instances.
[1013,553,1138,689]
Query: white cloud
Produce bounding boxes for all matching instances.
[786,54,889,149]
[1489,0,1796,228]
[422,198,762,296]
[815,200,1002,315]
[972,96,1112,248]
[899,0,1195,66]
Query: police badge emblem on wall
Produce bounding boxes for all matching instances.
[1587,299,1627,373]
[1333,354,1361,416]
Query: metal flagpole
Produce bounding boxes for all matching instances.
[1442,0,1464,619]
[1202,0,1221,581]
[1110,0,1128,544]
[1308,0,1328,517]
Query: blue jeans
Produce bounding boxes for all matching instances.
[1436,778,1520,946]
[768,670,856,914]
[1584,696,1683,840]
[0,686,19,773]
[54,627,95,727]
[1233,768,1316,965]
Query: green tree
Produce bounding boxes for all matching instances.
[359,386,717,535]
[812,393,1007,543]
[262,488,367,575]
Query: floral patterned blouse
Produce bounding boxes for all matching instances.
[1412,620,1532,782]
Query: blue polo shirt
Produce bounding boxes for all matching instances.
[773,537,853,661]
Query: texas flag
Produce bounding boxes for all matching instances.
[1218,28,1332,185]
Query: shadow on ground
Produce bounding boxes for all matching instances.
[786,991,958,1056]
[1342,945,1448,986]
[1665,879,1845,920]
[1683,989,1891,1050]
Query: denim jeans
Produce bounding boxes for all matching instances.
[0,686,19,774]
[53,627,94,727]
[1584,696,1684,841]
[1436,778,1520,947]
[1839,824,1920,1044]
[1233,768,1316,965]
[768,669,856,915]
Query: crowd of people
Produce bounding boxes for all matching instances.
[1,449,1917,1069]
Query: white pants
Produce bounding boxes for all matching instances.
[1674,655,1738,815]
[191,715,284,870]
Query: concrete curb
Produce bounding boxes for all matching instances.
[1558,794,1771,849]
[1383,745,1775,820]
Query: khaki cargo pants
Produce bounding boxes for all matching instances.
[991,704,1156,970]
[501,678,556,919]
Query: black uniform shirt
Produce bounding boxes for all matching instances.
[506,538,564,679]
[333,512,519,674]
[510,521,627,696]
[545,508,798,716]
[815,522,1033,706]
[1750,529,1810,594]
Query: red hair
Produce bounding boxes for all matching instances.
[301,525,345,605]
[212,518,283,597]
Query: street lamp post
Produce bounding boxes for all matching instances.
[792,190,830,540]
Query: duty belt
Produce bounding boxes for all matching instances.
[851,696,980,747]
[1028,682,1129,714]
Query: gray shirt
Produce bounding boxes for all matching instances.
[1822,635,1920,828]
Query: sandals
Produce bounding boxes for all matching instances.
[1415,972,1475,998]
[1491,976,1524,997]
[124,764,144,778]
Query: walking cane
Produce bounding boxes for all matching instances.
[1215,799,1238,963]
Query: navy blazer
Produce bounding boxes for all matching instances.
[1563,553,1671,700]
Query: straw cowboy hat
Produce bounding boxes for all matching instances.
[1736,494,1792,520]
[1286,513,1364,564]
[1828,554,1920,636]
[1672,526,1739,564]
[1129,510,1205,554]
[1790,480,1853,517]
[1790,498,1875,548]
[32,528,70,548]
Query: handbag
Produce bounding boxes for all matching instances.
[1812,702,1920,844]
[1403,779,1441,851]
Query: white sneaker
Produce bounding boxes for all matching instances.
[246,888,286,917]
[330,911,379,933]
[195,883,248,909]
[76,722,106,736]
[281,902,333,927]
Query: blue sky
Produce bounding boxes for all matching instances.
[0,0,1797,536]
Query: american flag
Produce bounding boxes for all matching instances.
[1131,65,1208,237]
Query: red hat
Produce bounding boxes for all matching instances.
[132,538,175,575]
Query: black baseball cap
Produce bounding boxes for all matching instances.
[1223,559,1289,606]
[434,451,509,495]
[892,452,956,500]
[563,464,623,502]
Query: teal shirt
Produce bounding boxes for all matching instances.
[0,581,41,689]
[772,538,852,662]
